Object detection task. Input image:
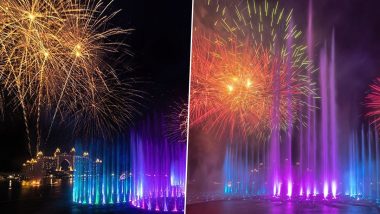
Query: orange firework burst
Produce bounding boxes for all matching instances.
[190,0,313,140]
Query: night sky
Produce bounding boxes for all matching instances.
[286,0,380,127]
[0,0,192,172]
[187,0,380,189]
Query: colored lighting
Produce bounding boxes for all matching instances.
[323,182,329,199]
[332,181,337,199]
[287,181,292,198]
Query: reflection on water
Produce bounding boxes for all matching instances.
[186,199,380,214]
[0,178,158,213]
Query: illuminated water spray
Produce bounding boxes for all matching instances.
[72,138,130,205]
[345,126,380,202]
[222,0,380,204]
[129,116,186,212]
[72,115,186,212]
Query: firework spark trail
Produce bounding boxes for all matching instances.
[0,0,136,156]
[190,0,313,140]
[165,100,189,143]
[66,80,142,140]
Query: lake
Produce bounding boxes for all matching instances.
[0,178,172,214]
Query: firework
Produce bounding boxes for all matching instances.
[366,77,380,129]
[165,100,189,143]
[0,0,136,156]
[190,0,313,139]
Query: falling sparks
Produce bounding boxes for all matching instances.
[165,100,189,144]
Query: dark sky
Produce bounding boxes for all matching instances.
[286,0,380,146]
[187,0,380,187]
[0,0,192,172]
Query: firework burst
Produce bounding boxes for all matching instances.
[366,77,380,130]
[190,0,313,140]
[0,0,137,156]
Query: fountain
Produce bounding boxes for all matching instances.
[72,114,186,212]
[346,125,380,202]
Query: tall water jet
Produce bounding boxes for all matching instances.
[269,56,281,197]
[285,19,295,199]
[329,31,338,195]
[306,0,317,197]
[319,44,330,198]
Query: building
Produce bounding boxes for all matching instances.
[21,148,86,179]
